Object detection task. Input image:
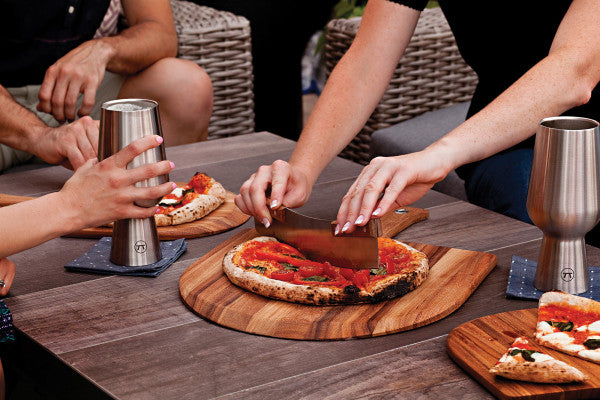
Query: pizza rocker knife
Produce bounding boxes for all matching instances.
[254,206,429,269]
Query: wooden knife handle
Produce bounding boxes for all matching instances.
[0,193,35,207]
[378,207,429,238]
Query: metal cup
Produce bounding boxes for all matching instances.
[527,116,600,294]
[99,99,169,266]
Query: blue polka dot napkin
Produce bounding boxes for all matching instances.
[506,255,600,301]
[65,237,187,277]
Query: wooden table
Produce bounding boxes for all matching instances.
[2,132,598,399]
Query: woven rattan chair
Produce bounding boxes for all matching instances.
[324,7,478,164]
[171,1,254,139]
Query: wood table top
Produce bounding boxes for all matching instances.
[2,132,598,399]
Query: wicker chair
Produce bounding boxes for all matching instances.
[324,7,478,164]
[171,1,255,139]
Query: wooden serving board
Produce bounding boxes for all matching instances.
[179,219,497,340]
[0,191,249,240]
[446,309,600,400]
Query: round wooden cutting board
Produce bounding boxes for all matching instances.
[179,229,497,340]
[64,191,249,240]
[447,309,600,400]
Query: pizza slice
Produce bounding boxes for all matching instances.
[489,336,587,383]
[155,172,226,226]
[222,236,429,305]
[534,291,600,364]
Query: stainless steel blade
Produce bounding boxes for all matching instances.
[255,207,380,269]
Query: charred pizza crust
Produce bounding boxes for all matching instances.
[534,291,600,364]
[222,236,429,305]
[489,337,587,383]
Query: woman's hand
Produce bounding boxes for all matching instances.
[336,151,448,234]
[0,258,15,296]
[235,160,312,226]
[58,135,175,230]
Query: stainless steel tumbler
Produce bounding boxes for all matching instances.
[527,116,600,294]
[99,99,169,266]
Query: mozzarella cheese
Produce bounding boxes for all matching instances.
[160,197,180,205]
[171,187,185,198]
[588,320,600,335]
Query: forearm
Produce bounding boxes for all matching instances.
[0,86,47,154]
[0,192,80,258]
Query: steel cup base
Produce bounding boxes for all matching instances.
[110,218,162,267]
[533,235,590,294]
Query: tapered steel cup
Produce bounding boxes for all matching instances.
[527,116,600,294]
[99,99,169,266]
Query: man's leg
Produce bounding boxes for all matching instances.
[117,58,213,146]
[464,148,534,224]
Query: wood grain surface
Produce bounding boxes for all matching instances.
[179,227,497,340]
[446,309,600,400]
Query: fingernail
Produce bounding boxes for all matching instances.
[156,136,164,144]
[155,208,161,214]
[169,161,175,169]
[270,200,279,209]
[355,215,364,225]
[171,182,177,190]
[334,225,340,235]
[262,218,271,228]
[372,208,382,216]
[341,222,350,232]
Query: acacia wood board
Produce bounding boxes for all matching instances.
[179,225,497,340]
[446,309,600,400]
[0,191,249,240]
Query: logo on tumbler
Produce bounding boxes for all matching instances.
[561,268,575,282]
[134,240,147,254]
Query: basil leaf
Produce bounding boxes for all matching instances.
[281,263,299,271]
[246,265,266,274]
[369,265,387,276]
[546,321,574,332]
[302,276,328,282]
[584,338,600,350]
[509,349,538,362]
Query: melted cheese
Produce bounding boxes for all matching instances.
[588,320,600,334]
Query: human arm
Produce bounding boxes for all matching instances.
[0,135,174,259]
[337,0,600,233]
[37,0,177,121]
[235,0,420,225]
[0,85,98,170]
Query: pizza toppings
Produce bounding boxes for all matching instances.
[489,336,587,383]
[222,236,429,305]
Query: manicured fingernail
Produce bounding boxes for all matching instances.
[270,200,279,209]
[341,222,350,232]
[156,136,163,144]
[334,225,340,235]
[262,218,270,228]
[171,182,177,189]
[355,215,364,225]
[372,208,382,216]
[169,161,175,169]
[155,208,161,214]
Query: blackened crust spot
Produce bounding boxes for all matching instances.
[343,285,360,294]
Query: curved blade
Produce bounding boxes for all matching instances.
[255,207,380,269]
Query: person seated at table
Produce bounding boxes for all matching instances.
[0,134,174,400]
[235,0,600,241]
[0,0,213,172]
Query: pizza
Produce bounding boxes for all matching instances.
[155,172,226,226]
[222,236,429,305]
[534,291,600,364]
[489,336,587,383]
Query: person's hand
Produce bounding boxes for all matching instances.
[235,160,312,226]
[336,151,447,234]
[37,40,112,122]
[58,135,175,229]
[30,116,99,171]
[0,258,15,296]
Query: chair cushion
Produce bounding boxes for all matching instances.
[370,102,470,200]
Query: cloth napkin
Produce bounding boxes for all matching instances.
[506,255,600,301]
[65,237,187,277]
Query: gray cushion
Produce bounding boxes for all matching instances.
[370,102,470,200]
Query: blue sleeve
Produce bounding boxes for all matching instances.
[385,0,428,11]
